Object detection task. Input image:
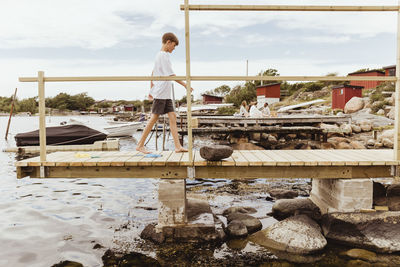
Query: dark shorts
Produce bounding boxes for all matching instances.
[151,99,174,115]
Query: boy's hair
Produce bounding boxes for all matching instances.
[162,32,179,46]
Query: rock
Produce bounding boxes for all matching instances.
[268,189,298,199]
[321,211,400,253]
[141,223,165,244]
[101,249,161,267]
[268,135,278,144]
[342,248,377,262]
[346,260,372,267]
[249,215,327,254]
[387,184,400,211]
[321,123,340,133]
[367,139,375,147]
[349,141,366,149]
[231,142,264,150]
[374,142,383,148]
[392,92,396,105]
[344,97,364,114]
[286,134,297,140]
[377,109,385,115]
[340,123,352,134]
[351,124,362,133]
[387,106,395,120]
[321,142,335,149]
[251,133,261,141]
[379,129,394,141]
[382,138,394,148]
[226,220,248,238]
[261,133,269,139]
[226,213,262,234]
[359,120,372,132]
[337,142,353,149]
[222,206,257,216]
[270,198,321,221]
[279,137,286,143]
[200,145,233,161]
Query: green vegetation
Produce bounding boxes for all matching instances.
[216,106,237,115]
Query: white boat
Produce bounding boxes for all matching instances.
[103,121,143,137]
[67,118,143,137]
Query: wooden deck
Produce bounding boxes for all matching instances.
[16,149,397,179]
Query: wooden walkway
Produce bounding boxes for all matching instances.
[16,149,397,179]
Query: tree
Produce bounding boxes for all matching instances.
[16,97,38,114]
[254,68,279,87]
[204,85,231,96]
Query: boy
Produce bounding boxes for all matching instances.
[136,32,193,154]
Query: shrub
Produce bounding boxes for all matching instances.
[216,106,237,115]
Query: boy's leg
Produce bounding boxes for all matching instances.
[136,113,160,153]
[167,111,188,153]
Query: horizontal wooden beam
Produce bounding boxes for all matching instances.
[17,165,393,179]
[19,75,397,83]
[179,5,399,12]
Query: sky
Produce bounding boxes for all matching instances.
[0,0,399,101]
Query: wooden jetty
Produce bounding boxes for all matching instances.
[178,126,327,141]
[16,149,395,179]
[176,115,352,127]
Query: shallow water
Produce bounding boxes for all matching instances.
[1,115,399,267]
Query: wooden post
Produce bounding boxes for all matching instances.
[38,71,47,162]
[5,88,17,140]
[396,5,400,162]
[184,0,193,162]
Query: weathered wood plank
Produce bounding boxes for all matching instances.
[152,151,173,166]
[231,151,249,166]
[166,152,184,166]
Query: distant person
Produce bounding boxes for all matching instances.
[261,102,271,117]
[238,100,249,117]
[249,101,263,117]
[136,32,193,154]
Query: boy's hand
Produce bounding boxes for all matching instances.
[148,94,153,101]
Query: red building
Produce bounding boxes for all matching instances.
[256,83,281,107]
[348,70,385,89]
[332,85,363,110]
[383,65,396,76]
[202,94,223,104]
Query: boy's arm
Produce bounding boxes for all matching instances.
[150,71,154,88]
[170,74,193,92]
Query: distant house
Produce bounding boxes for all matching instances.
[383,65,396,76]
[113,105,124,113]
[331,84,363,110]
[202,94,224,104]
[348,70,385,89]
[124,104,136,112]
[256,83,281,108]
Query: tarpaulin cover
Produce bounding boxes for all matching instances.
[15,124,107,146]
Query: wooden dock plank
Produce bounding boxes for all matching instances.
[277,150,306,166]
[166,152,183,166]
[109,151,137,167]
[231,151,249,166]
[81,151,111,166]
[180,151,194,166]
[262,151,291,166]
[221,154,236,166]
[153,151,173,166]
[240,151,263,166]
[286,150,318,166]
[310,150,347,166]
[194,150,207,166]
[96,151,122,167]
[252,150,277,166]
[54,152,84,167]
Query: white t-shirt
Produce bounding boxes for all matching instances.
[262,106,271,116]
[149,51,175,99]
[249,105,263,117]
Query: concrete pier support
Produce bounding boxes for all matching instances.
[158,179,187,228]
[310,178,373,213]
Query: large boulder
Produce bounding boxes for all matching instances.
[222,206,257,216]
[344,97,364,114]
[268,189,298,199]
[350,141,366,149]
[359,120,372,132]
[340,123,352,134]
[321,212,400,253]
[387,106,395,120]
[249,215,327,254]
[226,220,248,238]
[270,198,321,221]
[200,145,233,161]
[226,213,262,234]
